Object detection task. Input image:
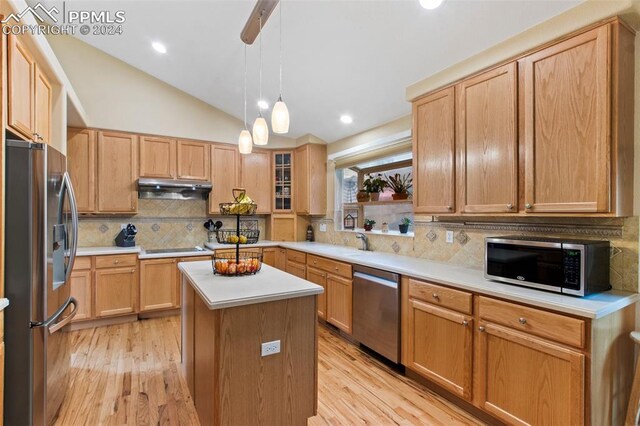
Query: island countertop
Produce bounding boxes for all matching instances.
[178,261,324,310]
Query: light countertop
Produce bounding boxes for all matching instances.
[138,249,213,260]
[275,242,639,320]
[204,240,280,250]
[76,246,142,256]
[178,261,324,310]
[0,298,9,312]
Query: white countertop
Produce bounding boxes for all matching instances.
[178,261,324,310]
[77,246,142,256]
[204,240,280,250]
[276,242,638,319]
[138,249,214,259]
[0,298,9,312]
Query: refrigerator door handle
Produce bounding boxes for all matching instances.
[61,172,79,282]
[30,297,78,334]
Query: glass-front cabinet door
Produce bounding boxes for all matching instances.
[273,152,293,212]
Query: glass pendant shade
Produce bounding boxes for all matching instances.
[238,130,253,154]
[252,116,269,145]
[271,98,290,134]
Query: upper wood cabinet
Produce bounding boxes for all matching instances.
[209,144,240,214]
[240,149,272,214]
[139,136,176,179]
[457,63,517,214]
[273,152,294,212]
[177,140,210,181]
[520,23,633,215]
[8,34,35,140]
[67,128,97,213]
[295,144,327,216]
[97,131,138,213]
[413,87,456,214]
[34,68,52,145]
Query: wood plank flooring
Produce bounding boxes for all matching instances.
[54,316,484,425]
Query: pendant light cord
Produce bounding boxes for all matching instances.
[279,2,283,98]
[244,44,248,129]
[258,13,263,115]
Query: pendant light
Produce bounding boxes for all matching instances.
[252,14,269,145]
[239,44,253,154]
[271,2,289,134]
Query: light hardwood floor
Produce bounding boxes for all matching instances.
[55,316,484,425]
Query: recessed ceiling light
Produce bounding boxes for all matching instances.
[419,0,444,9]
[152,42,167,54]
[257,100,269,110]
[340,115,353,124]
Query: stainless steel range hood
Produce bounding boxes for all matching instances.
[137,178,212,200]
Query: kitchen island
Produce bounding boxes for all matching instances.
[179,260,323,426]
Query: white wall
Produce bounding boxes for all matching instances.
[46,35,296,149]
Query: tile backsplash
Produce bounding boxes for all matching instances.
[78,199,265,249]
[312,216,640,293]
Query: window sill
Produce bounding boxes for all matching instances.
[339,228,414,238]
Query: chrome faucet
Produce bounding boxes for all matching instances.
[355,233,370,251]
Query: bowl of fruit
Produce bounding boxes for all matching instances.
[212,250,263,276]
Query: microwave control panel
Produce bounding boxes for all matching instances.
[562,249,581,287]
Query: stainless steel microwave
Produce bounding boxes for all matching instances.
[485,237,611,297]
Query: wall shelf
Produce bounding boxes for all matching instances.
[344,200,412,208]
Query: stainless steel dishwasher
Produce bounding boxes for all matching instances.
[352,265,400,363]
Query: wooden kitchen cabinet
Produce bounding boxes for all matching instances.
[457,63,517,214]
[275,247,287,270]
[95,267,138,317]
[306,266,327,320]
[67,128,97,213]
[7,34,35,140]
[520,22,633,215]
[240,149,272,214]
[140,258,179,312]
[139,136,176,179]
[326,274,353,334]
[273,151,294,212]
[268,214,297,241]
[34,67,52,145]
[294,144,327,215]
[262,248,276,267]
[177,140,210,181]
[69,261,93,322]
[209,144,240,214]
[406,299,473,400]
[476,321,585,425]
[97,131,138,213]
[412,86,456,214]
[286,260,306,279]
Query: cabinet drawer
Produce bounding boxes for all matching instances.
[307,254,352,279]
[73,256,92,270]
[478,296,585,348]
[409,278,472,314]
[286,249,307,264]
[95,254,137,269]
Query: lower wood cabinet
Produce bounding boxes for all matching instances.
[275,247,287,270]
[262,248,276,267]
[406,299,473,400]
[69,269,93,321]
[95,267,138,317]
[306,266,327,320]
[476,322,585,425]
[286,260,306,279]
[139,258,179,312]
[326,274,352,334]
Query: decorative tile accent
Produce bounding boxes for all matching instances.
[186,223,194,232]
[455,230,469,246]
[426,230,437,242]
[610,246,622,258]
[151,223,160,232]
[423,220,623,238]
[98,224,109,234]
[240,220,258,231]
[391,242,401,254]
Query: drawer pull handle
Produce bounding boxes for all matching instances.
[525,203,532,209]
[432,293,439,300]
[518,317,527,325]
[478,326,485,332]
[462,320,468,327]
[114,260,120,264]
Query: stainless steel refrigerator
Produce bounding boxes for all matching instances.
[4,140,79,425]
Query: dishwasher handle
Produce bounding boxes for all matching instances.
[353,271,398,289]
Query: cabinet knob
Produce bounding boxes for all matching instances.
[518,317,527,325]
[432,293,440,300]
[462,320,469,327]
[114,260,120,264]
[313,261,317,264]
[447,206,453,211]
[525,203,532,209]
[335,267,339,271]
[507,203,513,210]
[478,326,486,332]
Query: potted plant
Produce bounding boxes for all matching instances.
[363,174,387,201]
[385,172,413,200]
[363,218,376,231]
[399,217,411,234]
[357,189,370,202]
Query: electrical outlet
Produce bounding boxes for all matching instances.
[261,340,281,357]
[319,223,327,232]
[446,230,454,244]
